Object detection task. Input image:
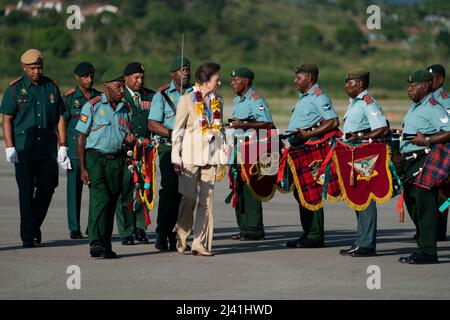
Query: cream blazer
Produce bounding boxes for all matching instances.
[171,91,228,168]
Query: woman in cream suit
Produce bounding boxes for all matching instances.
[171,62,227,256]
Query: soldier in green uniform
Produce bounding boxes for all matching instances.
[399,70,450,264]
[148,56,193,251]
[63,62,101,239]
[229,67,274,241]
[0,49,67,247]
[285,63,339,249]
[116,62,155,246]
[427,64,449,242]
[340,68,390,257]
[76,69,135,259]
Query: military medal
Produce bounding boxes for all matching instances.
[21,88,27,94]
[50,93,55,103]
[74,100,80,108]
[99,110,105,117]
[142,101,151,110]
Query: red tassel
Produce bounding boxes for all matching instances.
[277,147,290,183]
[396,191,405,223]
[232,179,238,208]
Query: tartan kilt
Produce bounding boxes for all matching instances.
[286,141,341,210]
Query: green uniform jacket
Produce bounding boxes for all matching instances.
[124,87,155,139]
[0,74,66,159]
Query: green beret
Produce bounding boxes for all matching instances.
[124,61,145,75]
[427,64,446,77]
[101,69,124,84]
[231,67,254,80]
[295,63,319,76]
[170,56,190,72]
[407,70,433,84]
[346,67,370,81]
[74,62,95,77]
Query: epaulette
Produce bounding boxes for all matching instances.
[52,79,60,89]
[64,87,76,97]
[158,83,170,92]
[251,92,261,100]
[88,95,102,106]
[440,90,449,100]
[429,97,438,106]
[363,95,374,105]
[9,76,22,86]
[313,87,323,97]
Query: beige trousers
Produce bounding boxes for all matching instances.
[175,164,217,251]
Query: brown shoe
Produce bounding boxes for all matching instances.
[176,238,191,254]
[191,246,214,256]
[177,243,191,254]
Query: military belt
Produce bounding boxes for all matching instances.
[86,149,123,160]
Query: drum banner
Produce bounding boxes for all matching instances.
[236,132,286,202]
[225,130,288,207]
[328,139,394,211]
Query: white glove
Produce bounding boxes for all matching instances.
[5,147,18,163]
[57,146,72,170]
[58,146,68,163]
[59,157,72,170]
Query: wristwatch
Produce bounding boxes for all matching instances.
[424,137,431,147]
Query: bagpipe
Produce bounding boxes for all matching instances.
[225,122,343,210]
[277,129,343,210]
[224,125,450,220]
[125,137,158,226]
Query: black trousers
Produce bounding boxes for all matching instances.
[15,157,58,242]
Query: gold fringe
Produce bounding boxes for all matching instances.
[238,162,286,202]
[215,165,226,182]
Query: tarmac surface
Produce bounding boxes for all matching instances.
[0,141,449,300]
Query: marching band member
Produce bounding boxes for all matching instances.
[427,64,450,242]
[229,67,274,241]
[285,63,339,249]
[398,70,450,264]
[340,68,390,257]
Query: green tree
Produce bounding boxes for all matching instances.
[335,19,367,52]
[34,28,74,57]
[298,24,323,48]
[435,29,450,58]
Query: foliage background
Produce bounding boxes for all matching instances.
[0,0,449,101]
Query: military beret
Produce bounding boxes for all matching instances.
[427,64,446,77]
[231,67,254,80]
[170,56,190,72]
[124,61,145,76]
[21,49,43,65]
[407,70,434,83]
[346,68,370,81]
[100,69,124,83]
[295,63,319,76]
[74,62,95,77]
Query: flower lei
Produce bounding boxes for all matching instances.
[193,82,222,136]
